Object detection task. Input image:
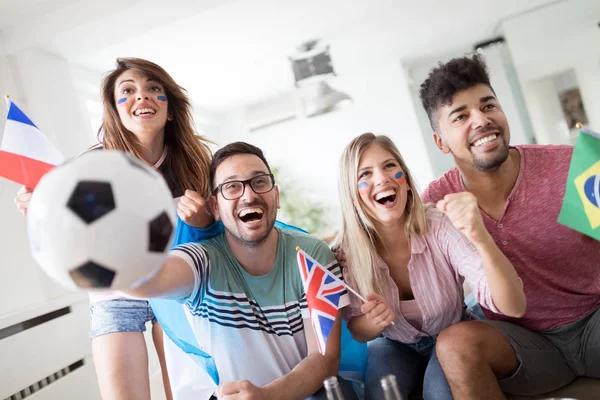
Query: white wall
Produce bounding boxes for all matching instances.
[11,48,96,158]
[502,0,600,142]
[0,45,174,399]
[0,47,95,317]
[480,42,536,145]
[217,60,434,229]
[406,47,472,179]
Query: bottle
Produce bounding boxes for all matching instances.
[323,376,345,400]
[381,374,403,400]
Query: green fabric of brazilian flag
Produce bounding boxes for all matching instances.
[558,127,600,240]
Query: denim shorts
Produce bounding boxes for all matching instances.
[89,298,156,339]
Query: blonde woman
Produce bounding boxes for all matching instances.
[335,133,525,400]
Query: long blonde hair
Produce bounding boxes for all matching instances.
[98,57,212,196]
[337,133,428,297]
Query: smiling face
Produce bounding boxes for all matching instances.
[434,84,510,172]
[357,143,409,225]
[113,69,170,140]
[211,154,279,247]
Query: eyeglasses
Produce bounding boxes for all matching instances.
[212,173,275,200]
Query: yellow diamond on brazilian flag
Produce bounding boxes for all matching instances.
[558,127,600,240]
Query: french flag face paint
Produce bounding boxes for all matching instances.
[157,95,167,102]
[358,181,369,195]
[395,171,406,185]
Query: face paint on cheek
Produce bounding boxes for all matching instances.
[157,95,167,102]
[358,182,369,195]
[395,171,406,185]
[117,98,127,105]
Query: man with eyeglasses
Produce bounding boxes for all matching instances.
[126,141,357,400]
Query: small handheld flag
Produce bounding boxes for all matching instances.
[558,127,600,240]
[296,246,350,355]
[0,96,64,188]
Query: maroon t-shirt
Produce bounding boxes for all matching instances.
[422,145,600,331]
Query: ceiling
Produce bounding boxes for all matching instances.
[0,0,561,110]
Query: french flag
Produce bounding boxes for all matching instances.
[0,96,64,188]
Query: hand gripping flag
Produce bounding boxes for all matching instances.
[0,96,64,188]
[558,127,600,240]
[296,246,350,355]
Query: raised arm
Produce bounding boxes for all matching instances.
[438,193,526,318]
[125,253,195,300]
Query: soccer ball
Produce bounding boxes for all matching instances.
[27,150,176,291]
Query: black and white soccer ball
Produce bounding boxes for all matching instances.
[27,150,176,291]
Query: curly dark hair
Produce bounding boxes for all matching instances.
[419,53,493,130]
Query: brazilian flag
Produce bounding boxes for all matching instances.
[558,127,600,240]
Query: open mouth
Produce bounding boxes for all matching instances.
[133,108,156,116]
[471,133,498,148]
[374,189,397,206]
[238,207,264,223]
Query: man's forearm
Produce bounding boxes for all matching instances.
[475,238,526,318]
[124,255,194,300]
[263,352,339,400]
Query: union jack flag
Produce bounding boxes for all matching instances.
[296,247,350,355]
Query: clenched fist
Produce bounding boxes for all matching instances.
[436,192,491,245]
[177,189,213,228]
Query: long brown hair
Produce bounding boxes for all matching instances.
[99,57,212,196]
[336,133,428,297]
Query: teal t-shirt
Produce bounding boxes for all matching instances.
[170,227,344,387]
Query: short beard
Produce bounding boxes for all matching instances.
[225,213,276,248]
[472,142,510,171]
[445,127,510,172]
[227,227,271,248]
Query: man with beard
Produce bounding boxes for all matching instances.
[126,142,357,400]
[418,54,600,399]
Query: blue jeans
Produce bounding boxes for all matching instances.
[365,336,452,400]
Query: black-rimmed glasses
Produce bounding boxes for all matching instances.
[212,173,275,200]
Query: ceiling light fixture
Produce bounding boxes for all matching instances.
[289,39,352,118]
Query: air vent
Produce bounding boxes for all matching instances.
[245,91,299,133]
[3,359,85,400]
[0,307,71,341]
